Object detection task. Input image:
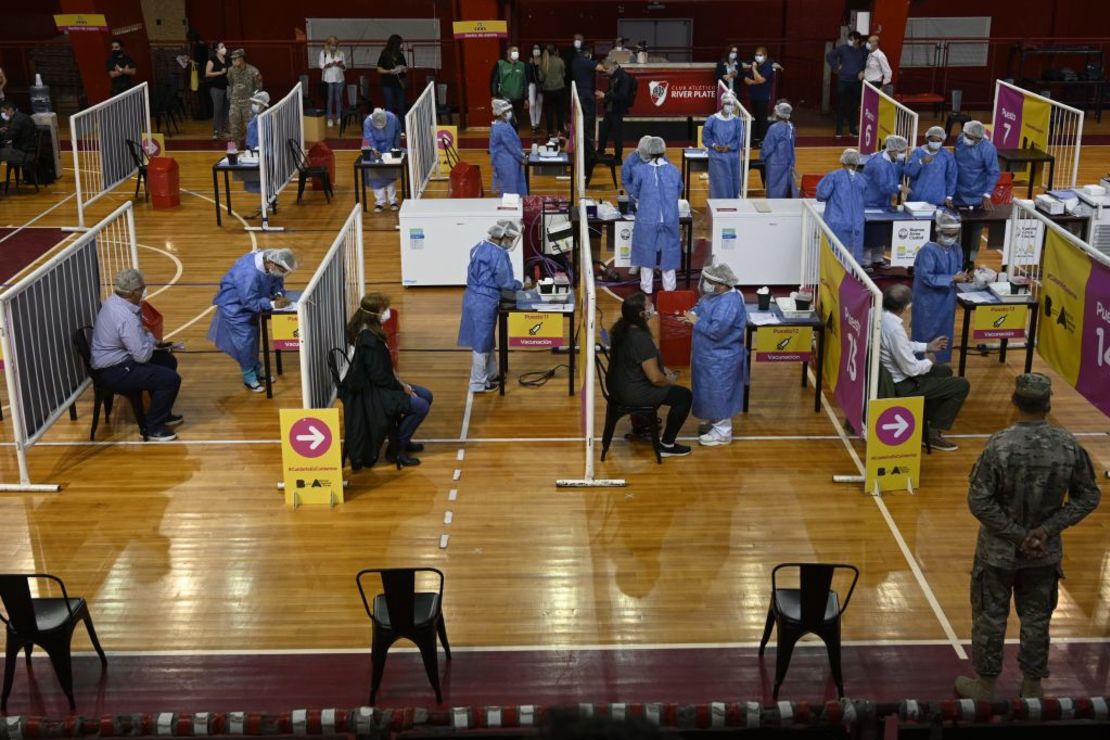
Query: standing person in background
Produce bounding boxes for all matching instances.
[205,42,230,140]
[715,46,740,95]
[629,137,683,294]
[912,209,969,364]
[743,46,776,144]
[596,61,635,161]
[815,148,868,264]
[107,38,137,95]
[560,33,585,115]
[319,36,346,128]
[862,35,893,95]
[826,31,866,137]
[703,92,744,199]
[953,120,1000,270]
[377,34,408,126]
[541,43,566,135]
[526,44,545,135]
[905,126,957,206]
[571,43,599,157]
[955,373,1101,700]
[490,45,527,130]
[489,98,527,196]
[761,101,797,197]
[226,49,262,147]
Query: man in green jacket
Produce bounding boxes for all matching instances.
[490,45,526,130]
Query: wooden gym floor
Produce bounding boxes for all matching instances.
[0,110,1106,711]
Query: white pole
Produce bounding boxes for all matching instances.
[355,209,366,294]
[125,202,139,268]
[69,116,85,230]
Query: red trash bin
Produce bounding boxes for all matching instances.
[308,141,336,192]
[656,290,697,367]
[148,157,180,209]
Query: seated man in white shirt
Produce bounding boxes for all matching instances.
[879,284,969,451]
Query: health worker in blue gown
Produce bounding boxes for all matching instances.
[815,148,869,263]
[628,136,683,295]
[208,247,297,392]
[489,97,528,196]
[904,125,957,207]
[953,119,1000,268]
[861,133,908,266]
[686,262,748,447]
[237,91,270,195]
[621,136,652,206]
[457,220,525,393]
[703,92,744,199]
[760,101,797,198]
[912,209,970,364]
[362,107,402,211]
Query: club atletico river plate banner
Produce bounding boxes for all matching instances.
[620,67,719,117]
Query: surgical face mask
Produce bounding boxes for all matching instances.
[502,111,513,121]
[0,113,9,122]
[510,51,519,61]
[938,233,959,246]
[251,103,262,114]
[614,43,623,51]
[642,308,657,321]
[721,104,734,116]
[217,46,226,55]
[865,42,875,51]
[754,55,766,63]
[378,308,392,323]
[927,140,943,151]
[573,39,582,50]
[963,135,981,147]
[141,288,149,301]
[728,52,737,61]
[533,48,541,57]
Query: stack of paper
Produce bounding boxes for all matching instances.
[903,201,935,218]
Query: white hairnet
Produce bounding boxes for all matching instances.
[926,125,946,140]
[488,219,521,242]
[935,209,962,233]
[114,268,145,294]
[774,101,792,119]
[701,263,739,287]
[647,136,666,157]
[370,108,388,128]
[492,98,513,116]
[964,120,986,139]
[249,90,270,108]
[840,148,861,166]
[884,134,908,152]
[636,135,653,162]
[264,248,297,272]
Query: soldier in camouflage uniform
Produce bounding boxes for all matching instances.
[956,373,1101,700]
[226,49,263,146]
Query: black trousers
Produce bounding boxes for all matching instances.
[95,350,181,432]
[597,110,626,159]
[836,79,861,134]
[751,99,770,142]
[659,384,692,445]
[893,364,969,431]
[543,88,566,133]
[579,97,597,157]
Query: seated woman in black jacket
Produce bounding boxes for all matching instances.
[606,292,693,458]
[344,292,432,467]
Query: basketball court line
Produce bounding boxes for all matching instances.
[0,193,76,245]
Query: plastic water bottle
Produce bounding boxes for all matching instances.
[30,74,52,114]
[531,142,539,157]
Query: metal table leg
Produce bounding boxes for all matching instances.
[213,166,222,226]
[958,304,972,377]
[498,310,509,396]
[1024,301,1038,373]
[260,314,273,399]
[814,324,825,413]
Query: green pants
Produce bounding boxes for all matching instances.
[893,364,969,431]
[970,562,1060,679]
[228,100,252,147]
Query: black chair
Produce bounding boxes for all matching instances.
[73,326,148,441]
[0,573,108,713]
[758,562,860,700]
[338,84,361,137]
[355,568,451,705]
[3,128,44,194]
[124,139,149,202]
[596,345,662,464]
[288,138,333,204]
[945,112,973,139]
[585,153,619,190]
[329,347,402,470]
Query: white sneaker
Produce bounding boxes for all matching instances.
[327,120,334,127]
[698,432,732,447]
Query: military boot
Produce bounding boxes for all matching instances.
[954,675,996,700]
[1020,676,1044,699]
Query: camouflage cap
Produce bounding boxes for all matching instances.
[230,48,245,59]
[1015,373,1052,400]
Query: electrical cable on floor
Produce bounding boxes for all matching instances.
[517,363,569,387]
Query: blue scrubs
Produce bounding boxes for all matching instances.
[691,289,749,421]
[703,113,744,199]
[489,119,527,196]
[760,120,796,198]
[208,252,285,372]
[862,152,903,208]
[629,160,683,271]
[911,241,964,363]
[241,116,268,193]
[457,240,521,354]
[816,168,868,262]
[953,137,1000,207]
[904,145,956,206]
[621,151,646,200]
[362,110,402,188]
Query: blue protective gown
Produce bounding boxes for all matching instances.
[953,136,1000,207]
[208,252,286,371]
[862,152,903,208]
[241,116,267,193]
[362,110,402,188]
[703,113,744,199]
[456,240,521,354]
[621,151,645,200]
[760,120,796,198]
[628,159,683,271]
[903,145,957,206]
[911,241,964,364]
[691,289,749,421]
[489,119,528,196]
[816,168,868,262]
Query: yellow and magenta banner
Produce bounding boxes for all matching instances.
[993,83,1050,153]
[1038,229,1110,417]
[819,234,872,432]
[858,83,896,155]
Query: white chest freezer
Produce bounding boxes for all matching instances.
[398,199,524,286]
[707,198,805,286]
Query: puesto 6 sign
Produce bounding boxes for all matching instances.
[615,67,718,117]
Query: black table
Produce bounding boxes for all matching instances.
[743,303,826,414]
[955,285,1038,377]
[496,294,576,396]
[212,155,261,226]
[353,152,409,212]
[570,210,696,287]
[524,152,573,202]
[996,148,1056,199]
[257,291,301,399]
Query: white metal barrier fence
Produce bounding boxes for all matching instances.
[858,81,919,159]
[68,83,151,230]
[255,83,304,232]
[0,202,140,491]
[297,206,366,410]
[405,82,438,199]
[992,80,1084,190]
[716,80,754,197]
